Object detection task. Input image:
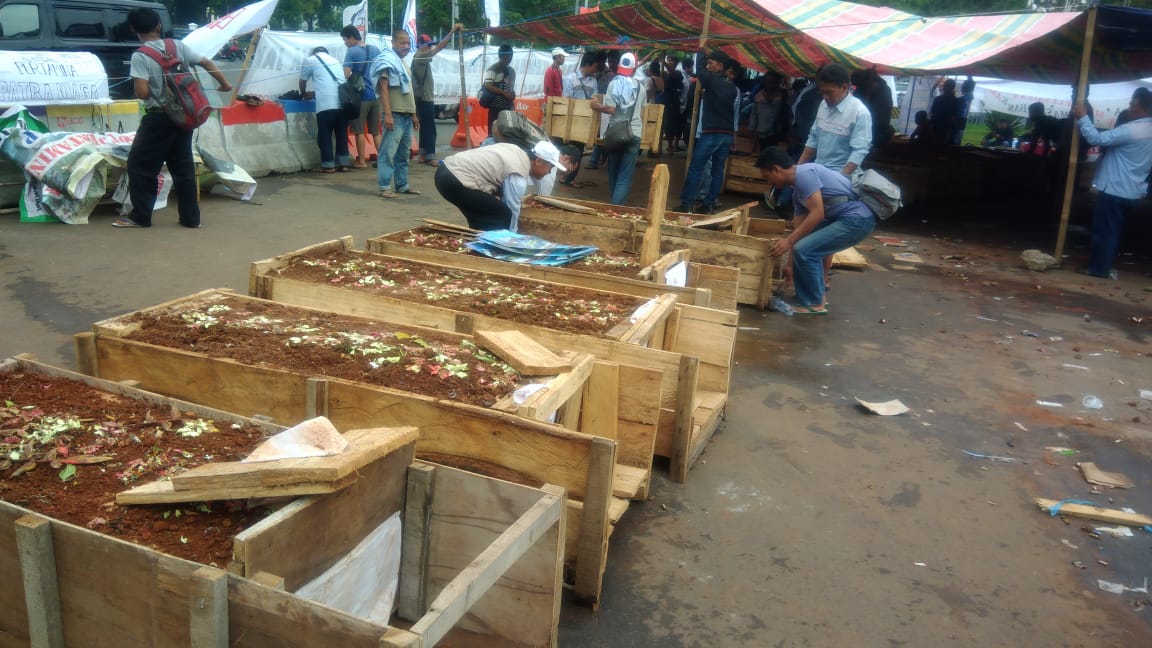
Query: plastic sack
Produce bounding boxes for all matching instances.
[294,512,401,626]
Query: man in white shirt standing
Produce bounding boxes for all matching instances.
[798,63,872,176]
[300,46,353,173]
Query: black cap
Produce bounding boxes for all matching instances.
[498,44,513,55]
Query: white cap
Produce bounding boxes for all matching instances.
[531,140,567,172]
[551,47,567,58]
[617,52,637,76]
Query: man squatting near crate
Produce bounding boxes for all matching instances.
[434,141,568,231]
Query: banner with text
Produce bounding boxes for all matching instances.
[0,52,109,106]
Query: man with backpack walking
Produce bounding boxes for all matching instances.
[115,7,231,229]
[341,26,380,169]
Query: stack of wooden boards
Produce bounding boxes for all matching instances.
[1,356,566,647]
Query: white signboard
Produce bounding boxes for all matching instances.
[0,52,109,105]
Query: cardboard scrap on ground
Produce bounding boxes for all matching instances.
[874,236,908,247]
[1034,498,1152,527]
[832,247,868,270]
[893,252,924,263]
[855,398,910,416]
[1079,462,1135,489]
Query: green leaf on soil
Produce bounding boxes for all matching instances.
[58,464,77,482]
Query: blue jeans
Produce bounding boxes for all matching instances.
[1088,191,1133,277]
[377,113,413,192]
[416,100,436,158]
[792,215,875,307]
[606,136,641,205]
[315,108,351,169]
[680,133,733,208]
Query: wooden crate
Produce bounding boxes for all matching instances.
[0,356,565,646]
[518,198,778,309]
[639,103,664,152]
[76,291,640,607]
[545,96,599,146]
[251,242,737,483]
[723,153,774,196]
[366,229,729,309]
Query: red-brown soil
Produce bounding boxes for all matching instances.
[271,250,646,335]
[1,370,274,565]
[122,295,522,408]
[380,228,645,277]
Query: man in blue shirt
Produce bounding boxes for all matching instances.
[799,63,872,176]
[1073,88,1152,279]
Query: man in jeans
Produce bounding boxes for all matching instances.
[411,25,462,166]
[340,25,379,169]
[677,50,739,214]
[116,7,231,228]
[370,31,420,199]
[591,52,645,205]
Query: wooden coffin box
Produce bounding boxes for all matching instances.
[518,196,778,309]
[0,356,566,646]
[249,241,736,483]
[75,291,640,606]
[366,228,731,309]
[724,153,774,196]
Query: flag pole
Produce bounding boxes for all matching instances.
[1053,4,1097,264]
[683,0,715,181]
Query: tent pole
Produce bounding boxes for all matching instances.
[458,24,472,148]
[683,0,716,184]
[229,28,263,103]
[519,42,533,98]
[1053,5,1097,264]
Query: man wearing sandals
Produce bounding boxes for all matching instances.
[757,148,875,315]
[370,31,421,199]
[412,25,463,167]
[116,7,231,228]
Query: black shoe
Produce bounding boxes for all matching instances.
[700,204,716,215]
[676,203,692,213]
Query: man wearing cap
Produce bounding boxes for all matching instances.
[483,45,516,136]
[591,52,645,205]
[412,25,462,166]
[435,141,567,231]
[677,50,739,214]
[544,47,566,98]
[341,25,380,169]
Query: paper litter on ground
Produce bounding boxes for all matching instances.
[855,398,910,416]
[1079,462,1135,489]
[892,252,924,263]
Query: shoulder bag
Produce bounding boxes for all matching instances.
[316,55,360,120]
[601,79,639,152]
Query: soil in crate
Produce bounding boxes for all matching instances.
[1,370,274,565]
[122,295,522,408]
[272,249,646,335]
[381,228,644,277]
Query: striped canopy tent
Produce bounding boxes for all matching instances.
[487,0,1152,83]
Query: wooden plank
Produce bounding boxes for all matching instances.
[189,566,228,648]
[746,217,788,237]
[688,391,727,468]
[233,445,414,591]
[474,329,572,376]
[249,571,285,591]
[669,303,737,394]
[563,497,630,567]
[116,472,362,505]
[15,515,64,648]
[1034,498,1152,527]
[650,249,691,285]
[581,361,619,442]
[517,354,595,422]
[613,464,647,500]
[420,463,566,645]
[398,463,436,622]
[422,219,480,235]
[573,437,615,607]
[166,426,418,492]
[307,377,329,418]
[640,165,669,266]
[618,294,679,347]
[671,356,700,483]
[407,494,562,646]
[532,195,598,215]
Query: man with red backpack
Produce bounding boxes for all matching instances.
[114,7,231,229]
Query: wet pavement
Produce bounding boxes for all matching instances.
[2,126,1151,645]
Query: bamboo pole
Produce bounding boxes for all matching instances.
[1053,5,1098,264]
[682,0,716,182]
[458,27,472,148]
[229,28,263,103]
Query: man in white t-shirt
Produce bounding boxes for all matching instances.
[300,46,353,173]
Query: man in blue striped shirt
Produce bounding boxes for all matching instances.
[798,64,872,176]
[1073,88,1152,279]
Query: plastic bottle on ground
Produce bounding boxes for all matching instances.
[1082,395,1103,409]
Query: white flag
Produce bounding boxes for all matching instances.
[183,0,280,60]
[484,0,501,27]
[402,0,418,45]
[342,0,368,36]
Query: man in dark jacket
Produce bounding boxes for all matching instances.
[677,50,740,214]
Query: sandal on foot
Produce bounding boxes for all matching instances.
[379,190,399,199]
[112,218,142,228]
[399,188,422,195]
[423,159,441,167]
[795,306,828,316]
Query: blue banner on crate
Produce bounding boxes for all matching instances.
[465,229,598,266]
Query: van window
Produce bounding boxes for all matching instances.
[0,3,40,39]
[56,7,105,39]
[109,9,134,42]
